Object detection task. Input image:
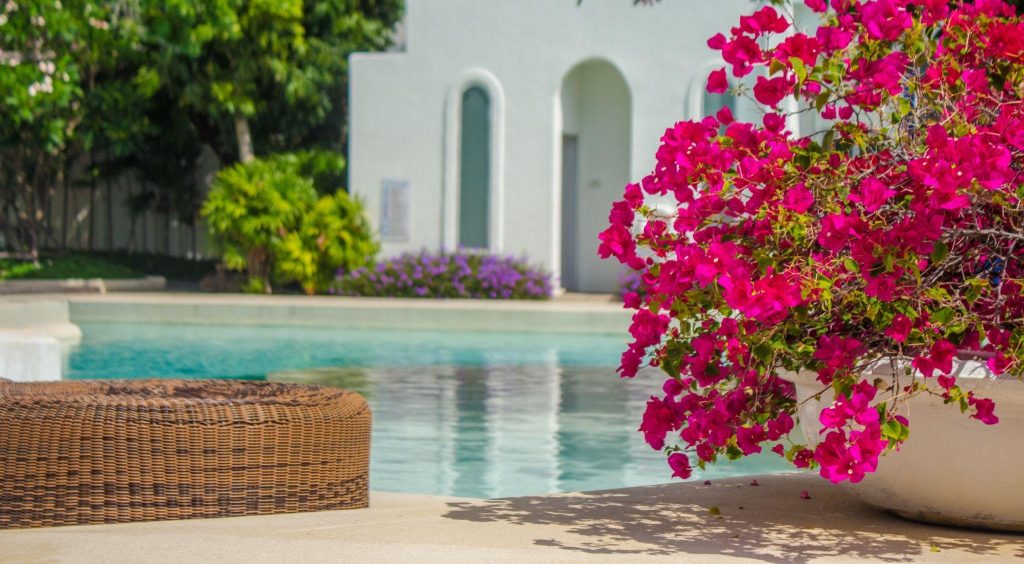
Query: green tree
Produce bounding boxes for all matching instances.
[1,1,401,257]
[0,0,148,260]
[141,0,402,165]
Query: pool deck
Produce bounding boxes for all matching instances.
[2,474,1020,563]
[59,292,631,335]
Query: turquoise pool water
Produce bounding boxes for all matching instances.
[67,322,790,498]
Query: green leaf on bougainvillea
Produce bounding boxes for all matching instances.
[662,339,687,377]
[882,418,909,445]
[898,97,912,118]
[932,307,954,325]
[790,57,807,83]
[816,92,831,112]
[925,287,950,301]
[822,129,836,151]
[931,241,949,264]
[752,343,773,362]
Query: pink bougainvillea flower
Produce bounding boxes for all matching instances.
[736,425,765,455]
[937,374,957,390]
[776,33,821,66]
[668,452,693,479]
[848,177,896,212]
[622,291,641,310]
[863,271,900,302]
[805,0,827,12]
[618,345,644,378]
[814,336,863,382]
[987,353,1010,375]
[919,0,950,23]
[816,213,857,252]
[782,184,814,213]
[793,448,814,469]
[628,309,670,349]
[885,314,913,342]
[640,396,678,450]
[738,6,790,36]
[814,426,886,484]
[707,32,727,50]
[912,339,957,377]
[716,105,735,125]
[598,225,645,270]
[766,413,794,440]
[861,0,913,41]
[969,396,999,425]
[816,25,853,52]
[707,68,729,94]
[623,182,644,207]
[753,75,793,107]
[763,112,786,132]
[721,35,763,76]
[608,200,634,228]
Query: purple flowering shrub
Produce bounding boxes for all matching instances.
[618,270,648,302]
[333,250,553,299]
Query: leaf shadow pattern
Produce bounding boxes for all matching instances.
[443,475,1024,562]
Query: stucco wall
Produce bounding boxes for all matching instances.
[350,0,761,290]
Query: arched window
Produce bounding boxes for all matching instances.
[458,86,491,249]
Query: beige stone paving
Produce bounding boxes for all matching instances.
[60,291,624,311]
[2,475,1020,563]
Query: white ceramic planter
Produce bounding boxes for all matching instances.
[781,361,1024,531]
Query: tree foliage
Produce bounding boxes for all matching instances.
[0,0,402,257]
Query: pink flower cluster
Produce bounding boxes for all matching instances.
[601,0,1024,484]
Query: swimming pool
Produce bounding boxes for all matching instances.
[67,322,790,498]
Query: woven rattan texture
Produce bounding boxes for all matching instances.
[0,379,371,529]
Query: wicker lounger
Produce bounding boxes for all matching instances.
[0,379,371,529]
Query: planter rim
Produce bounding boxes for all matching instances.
[778,358,1016,383]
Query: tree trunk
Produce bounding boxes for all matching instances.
[234,114,254,164]
[247,246,272,294]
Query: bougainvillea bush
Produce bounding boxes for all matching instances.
[599,0,1024,484]
[333,251,553,299]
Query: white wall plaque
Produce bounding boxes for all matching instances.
[380,179,410,242]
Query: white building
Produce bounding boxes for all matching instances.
[349,0,776,293]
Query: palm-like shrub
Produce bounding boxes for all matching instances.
[275,191,378,294]
[202,155,376,293]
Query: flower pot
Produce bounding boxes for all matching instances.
[781,362,1024,532]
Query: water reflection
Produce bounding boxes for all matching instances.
[67,322,791,498]
[271,365,791,499]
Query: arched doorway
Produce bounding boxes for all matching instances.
[559,59,631,293]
